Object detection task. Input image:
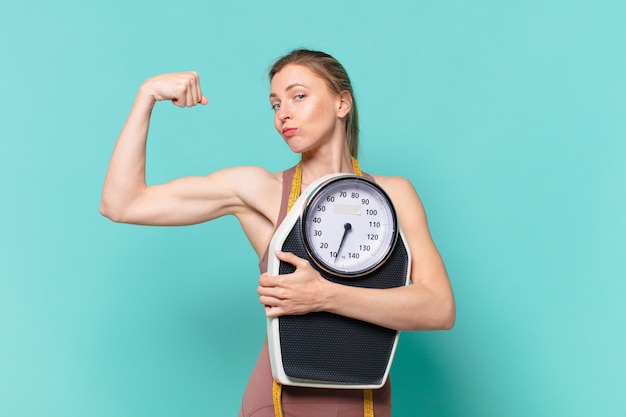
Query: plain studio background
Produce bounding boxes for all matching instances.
[1,1,624,416]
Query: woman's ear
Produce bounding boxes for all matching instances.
[336,90,353,118]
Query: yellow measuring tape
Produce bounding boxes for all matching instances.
[273,157,374,417]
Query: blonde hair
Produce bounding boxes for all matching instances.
[269,49,360,158]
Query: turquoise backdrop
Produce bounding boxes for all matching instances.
[1,1,624,416]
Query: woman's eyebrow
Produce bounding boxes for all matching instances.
[270,83,308,98]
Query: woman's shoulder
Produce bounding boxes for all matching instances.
[370,174,425,211]
[370,174,416,193]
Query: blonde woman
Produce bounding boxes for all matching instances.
[101,49,455,417]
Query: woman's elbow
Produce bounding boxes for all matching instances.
[408,299,456,331]
[431,295,456,330]
[99,198,127,223]
[440,301,456,330]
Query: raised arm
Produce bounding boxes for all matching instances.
[100,72,210,224]
[99,72,266,228]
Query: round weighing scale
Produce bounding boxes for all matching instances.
[267,173,411,389]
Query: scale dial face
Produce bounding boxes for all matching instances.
[302,176,398,277]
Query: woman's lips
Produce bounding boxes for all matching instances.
[282,127,298,137]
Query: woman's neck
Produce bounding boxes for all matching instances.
[299,149,355,189]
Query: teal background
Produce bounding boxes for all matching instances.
[1,1,624,416]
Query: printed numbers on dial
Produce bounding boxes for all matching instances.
[302,176,398,277]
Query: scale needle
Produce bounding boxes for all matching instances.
[334,223,352,263]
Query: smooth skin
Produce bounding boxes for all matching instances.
[100,65,455,332]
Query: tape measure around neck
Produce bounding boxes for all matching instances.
[287,157,363,212]
[273,156,374,417]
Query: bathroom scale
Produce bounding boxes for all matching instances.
[266,173,411,389]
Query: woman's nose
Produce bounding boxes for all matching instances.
[278,105,291,121]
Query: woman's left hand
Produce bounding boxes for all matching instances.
[257,250,331,317]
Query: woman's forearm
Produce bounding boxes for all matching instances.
[260,250,455,332]
[100,89,155,222]
[323,279,455,332]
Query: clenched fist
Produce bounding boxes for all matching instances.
[139,72,208,108]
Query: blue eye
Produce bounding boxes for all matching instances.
[295,94,305,100]
[271,102,281,111]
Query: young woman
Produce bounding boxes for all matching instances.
[101,49,455,417]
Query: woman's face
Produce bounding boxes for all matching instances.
[270,64,346,154]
